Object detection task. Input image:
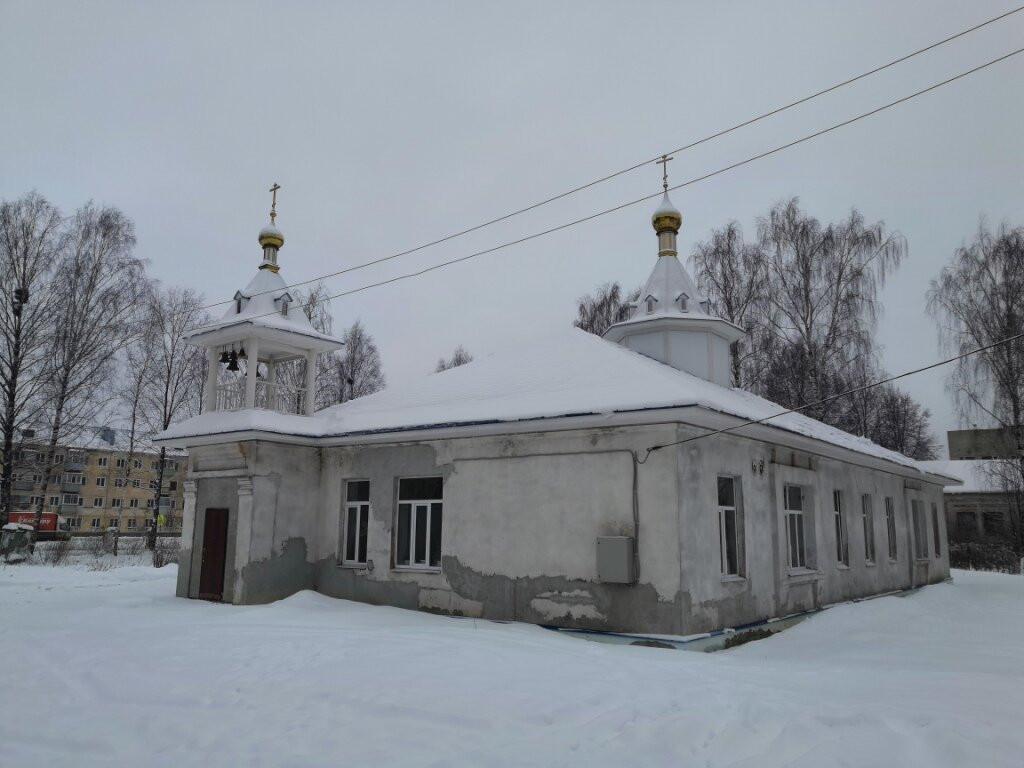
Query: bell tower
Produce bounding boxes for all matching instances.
[185,185,343,416]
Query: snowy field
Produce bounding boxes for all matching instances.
[1,566,1022,767]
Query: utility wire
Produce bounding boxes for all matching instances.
[638,332,1024,463]
[197,5,1024,312]
[207,46,1023,332]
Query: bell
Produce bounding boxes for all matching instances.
[226,351,240,372]
[237,345,247,361]
[218,350,230,364]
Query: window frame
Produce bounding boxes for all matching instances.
[861,493,876,564]
[783,484,810,572]
[885,496,898,561]
[394,476,444,572]
[339,479,371,568]
[911,498,929,561]
[717,475,744,578]
[833,490,849,567]
[931,502,942,558]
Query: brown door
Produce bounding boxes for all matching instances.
[198,508,229,601]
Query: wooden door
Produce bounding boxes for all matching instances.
[198,508,229,601]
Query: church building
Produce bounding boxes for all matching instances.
[157,183,953,636]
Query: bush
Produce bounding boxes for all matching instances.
[949,539,1021,574]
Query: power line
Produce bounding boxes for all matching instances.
[213,46,1023,331]
[638,331,1024,463]
[198,5,1024,312]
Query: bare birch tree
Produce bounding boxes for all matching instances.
[137,285,209,550]
[573,283,640,337]
[0,193,62,527]
[337,320,385,403]
[435,345,473,372]
[928,221,1024,553]
[30,203,146,537]
[690,221,766,388]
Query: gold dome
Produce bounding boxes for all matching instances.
[259,224,284,249]
[651,193,682,233]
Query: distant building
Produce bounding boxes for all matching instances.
[7,427,187,534]
[947,428,1022,460]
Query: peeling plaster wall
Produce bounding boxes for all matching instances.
[183,421,950,636]
[314,426,687,633]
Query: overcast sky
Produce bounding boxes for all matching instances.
[2,0,1022,454]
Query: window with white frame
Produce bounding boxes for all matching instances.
[911,499,929,560]
[931,502,941,558]
[784,484,809,570]
[97,457,108,467]
[62,493,80,505]
[90,517,101,529]
[717,476,744,576]
[111,498,122,508]
[54,454,64,464]
[93,497,103,508]
[395,477,443,569]
[129,498,139,508]
[127,518,137,529]
[96,477,106,487]
[833,490,849,566]
[48,496,59,507]
[114,478,126,488]
[132,478,141,488]
[885,497,898,561]
[861,494,875,563]
[340,480,370,566]
[108,518,119,528]
[116,458,127,468]
[133,459,142,469]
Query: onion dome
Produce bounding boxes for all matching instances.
[651,192,682,233]
[258,224,284,249]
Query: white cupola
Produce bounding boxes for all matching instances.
[184,185,343,416]
[603,186,743,387]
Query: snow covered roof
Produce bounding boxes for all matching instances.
[916,460,1001,493]
[185,268,342,349]
[160,326,938,473]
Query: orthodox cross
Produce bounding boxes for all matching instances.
[656,155,673,192]
[269,182,281,225]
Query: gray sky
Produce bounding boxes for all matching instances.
[2,0,1022,454]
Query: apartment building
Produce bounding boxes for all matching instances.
[8,426,187,534]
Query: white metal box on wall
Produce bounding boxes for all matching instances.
[596,536,635,584]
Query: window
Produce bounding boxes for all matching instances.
[67,517,81,530]
[97,457,108,467]
[131,478,140,488]
[677,292,689,311]
[114,478,126,488]
[93,497,103,508]
[133,459,142,470]
[127,518,137,529]
[31,473,42,483]
[931,503,941,558]
[129,498,139,508]
[911,499,929,560]
[108,518,119,528]
[145,518,154,528]
[717,476,744,576]
[146,499,154,508]
[833,490,849,567]
[645,296,656,314]
[116,458,127,468]
[957,510,978,537]
[54,454,64,464]
[30,495,43,505]
[396,477,443,569]
[90,517,101,529]
[169,481,178,491]
[784,484,808,570]
[48,496,59,507]
[63,473,84,485]
[110,498,122,508]
[62,493,80,506]
[151,461,159,471]
[341,481,370,565]
[280,299,289,317]
[96,477,106,487]
[861,494,875,564]
[885,497,898,561]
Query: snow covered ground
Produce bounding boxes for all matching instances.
[2,566,1022,767]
